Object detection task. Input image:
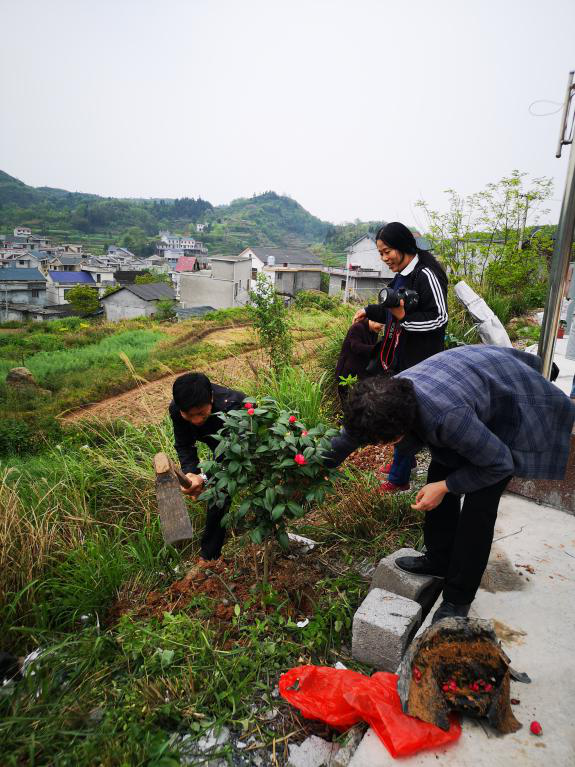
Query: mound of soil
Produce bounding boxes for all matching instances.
[108,544,328,631]
[343,444,393,472]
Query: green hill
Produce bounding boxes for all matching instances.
[0,172,331,256]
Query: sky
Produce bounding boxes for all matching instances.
[1,0,574,228]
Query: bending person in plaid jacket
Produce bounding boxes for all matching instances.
[323,344,575,623]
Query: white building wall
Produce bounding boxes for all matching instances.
[103,291,156,321]
[348,236,393,277]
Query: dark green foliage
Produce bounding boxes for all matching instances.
[65,285,100,315]
[294,289,338,311]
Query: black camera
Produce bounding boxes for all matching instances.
[378,286,419,312]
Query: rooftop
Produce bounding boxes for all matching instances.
[102,283,175,302]
[243,247,323,266]
[0,267,47,282]
[47,270,95,284]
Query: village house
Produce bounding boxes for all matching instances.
[179,256,251,310]
[238,246,324,299]
[46,270,96,305]
[100,283,176,322]
[80,260,116,294]
[327,233,394,301]
[48,254,83,272]
[0,267,67,322]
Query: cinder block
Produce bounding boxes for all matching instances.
[370,547,442,613]
[352,588,421,671]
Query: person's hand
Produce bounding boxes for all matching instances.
[353,309,366,323]
[411,480,448,511]
[390,299,405,321]
[181,473,205,499]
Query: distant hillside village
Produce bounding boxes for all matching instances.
[0,226,403,322]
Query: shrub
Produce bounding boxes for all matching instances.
[294,290,337,311]
[249,273,293,373]
[199,398,338,582]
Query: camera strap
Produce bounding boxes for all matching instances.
[379,319,401,371]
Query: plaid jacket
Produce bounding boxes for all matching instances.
[398,345,575,493]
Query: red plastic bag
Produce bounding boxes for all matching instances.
[279,665,461,758]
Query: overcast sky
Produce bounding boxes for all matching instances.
[1,0,574,228]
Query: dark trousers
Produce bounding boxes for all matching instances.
[424,460,511,605]
[200,498,231,560]
[388,447,417,485]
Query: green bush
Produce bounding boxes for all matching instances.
[294,290,337,311]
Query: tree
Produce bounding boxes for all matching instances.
[416,171,553,307]
[249,273,293,373]
[65,285,100,315]
[154,299,176,321]
[198,399,337,586]
[135,270,172,285]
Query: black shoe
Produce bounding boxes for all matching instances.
[395,555,446,578]
[431,600,471,624]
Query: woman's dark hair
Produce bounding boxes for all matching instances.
[375,221,447,281]
[343,375,417,445]
[173,372,212,411]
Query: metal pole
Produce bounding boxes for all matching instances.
[343,258,350,303]
[538,71,575,378]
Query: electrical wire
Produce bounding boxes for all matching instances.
[528,100,564,117]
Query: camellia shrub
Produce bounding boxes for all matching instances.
[198,397,338,579]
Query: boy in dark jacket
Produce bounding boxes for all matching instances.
[169,372,246,560]
[335,318,383,399]
[354,222,448,492]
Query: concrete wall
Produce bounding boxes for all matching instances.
[0,286,46,305]
[328,272,390,301]
[180,259,251,309]
[348,237,394,275]
[103,290,156,321]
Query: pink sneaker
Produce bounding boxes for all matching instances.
[378,480,410,494]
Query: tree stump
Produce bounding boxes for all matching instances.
[397,618,521,734]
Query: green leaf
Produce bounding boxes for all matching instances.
[234,603,241,617]
[228,460,240,473]
[238,500,250,517]
[334,619,343,633]
[277,458,295,469]
[231,443,242,455]
[265,487,276,510]
[277,531,290,550]
[250,527,263,545]
[271,504,285,521]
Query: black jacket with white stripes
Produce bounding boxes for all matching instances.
[364,254,448,372]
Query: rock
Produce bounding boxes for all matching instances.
[333,724,366,767]
[352,588,421,671]
[170,725,230,767]
[5,367,51,396]
[370,548,442,614]
[288,533,318,553]
[6,367,37,386]
[85,706,104,726]
[347,728,389,767]
[288,735,340,767]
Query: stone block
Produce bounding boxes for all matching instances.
[352,588,421,671]
[288,735,340,767]
[370,547,442,613]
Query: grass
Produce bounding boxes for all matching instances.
[0,304,428,765]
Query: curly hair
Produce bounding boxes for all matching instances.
[343,376,417,444]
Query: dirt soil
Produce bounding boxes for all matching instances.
[344,443,394,472]
[62,331,325,426]
[108,543,331,632]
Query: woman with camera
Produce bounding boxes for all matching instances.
[353,221,448,493]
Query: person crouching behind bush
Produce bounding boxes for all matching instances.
[323,345,575,623]
[335,317,384,401]
[170,372,246,560]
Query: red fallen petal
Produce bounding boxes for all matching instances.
[484,684,493,692]
[470,683,479,692]
[530,721,542,736]
[442,684,450,692]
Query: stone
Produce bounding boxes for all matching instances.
[347,728,390,767]
[332,724,366,767]
[370,548,442,614]
[170,726,230,767]
[6,367,38,386]
[288,735,340,767]
[352,588,421,671]
[288,533,318,553]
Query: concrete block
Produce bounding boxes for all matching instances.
[370,547,442,613]
[352,588,421,671]
[288,735,339,767]
[332,724,366,767]
[348,728,393,767]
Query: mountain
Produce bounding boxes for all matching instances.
[0,172,330,256]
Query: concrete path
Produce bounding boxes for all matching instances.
[349,494,575,766]
[526,336,575,397]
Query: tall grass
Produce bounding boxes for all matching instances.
[256,366,327,426]
[0,330,165,385]
[0,417,189,644]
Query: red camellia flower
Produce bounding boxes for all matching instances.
[244,402,253,409]
[289,415,297,423]
[530,721,542,736]
[302,430,308,436]
[247,408,255,416]
[294,454,307,465]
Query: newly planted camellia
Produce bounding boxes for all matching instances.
[198,397,338,583]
